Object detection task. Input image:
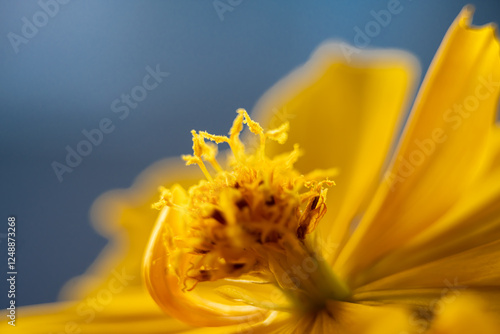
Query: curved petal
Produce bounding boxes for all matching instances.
[252,42,419,262]
[336,7,500,287]
[143,185,269,327]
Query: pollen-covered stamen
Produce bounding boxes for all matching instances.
[154,109,349,306]
[182,130,223,181]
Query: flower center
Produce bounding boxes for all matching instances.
[153,109,350,311]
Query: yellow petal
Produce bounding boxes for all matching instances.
[1,287,193,334]
[357,166,500,283]
[478,124,500,177]
[356,239,500,293]
[143,185,267,327]
[239,303,416,334]
[352,287,454,309]
[428,294,500,334]
[351,287,500,315]
[322,301,417,334]
[352,292,500,334]
[336,6,500,287]
[252,42,419,263]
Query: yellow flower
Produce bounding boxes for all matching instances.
[6,6,500,334]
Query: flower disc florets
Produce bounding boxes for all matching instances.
[153,109,336,291]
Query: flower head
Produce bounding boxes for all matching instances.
[145,109,354,326]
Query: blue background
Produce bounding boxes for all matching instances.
[1,0,500,307]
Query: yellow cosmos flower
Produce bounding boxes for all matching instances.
[5,6,500,334]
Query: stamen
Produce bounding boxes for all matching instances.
[182,130,216,181]
[239,108,267,157]
[238,108,264,135]
[153,108,350,310]
[199,131,229,144]
[183,154,213,181]
[211,209,227,225]
[152,187,188,213]
[208,157,223,173]
[228,112,245,160]
[266,121,289,144]
[310,196,320,210]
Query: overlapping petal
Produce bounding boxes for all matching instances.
[253,42,419,262]
[355,239,500,292]
[336,6,500,288]
[143,185,269,327]
[357,164,500,283]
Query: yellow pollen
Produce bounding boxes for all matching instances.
[153,109,347,304]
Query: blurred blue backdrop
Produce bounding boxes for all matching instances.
[1,0,500,307]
